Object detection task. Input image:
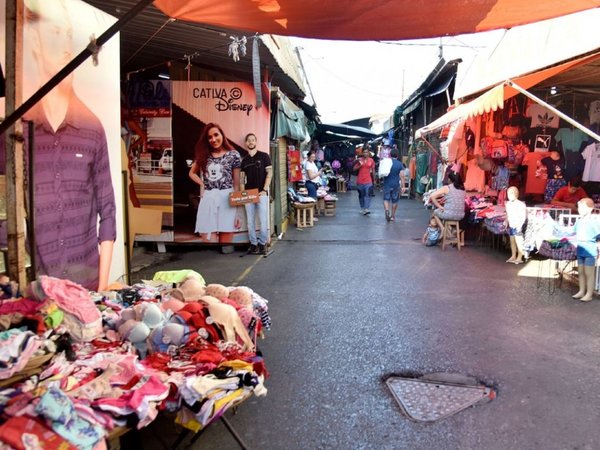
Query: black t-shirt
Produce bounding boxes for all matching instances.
[542,156,565,180]
[241,151,272,190]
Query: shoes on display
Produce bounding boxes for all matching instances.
[248,244,259,255]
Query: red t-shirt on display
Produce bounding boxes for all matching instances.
[522,151,551,194]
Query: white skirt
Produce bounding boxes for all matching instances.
[195,188,241,239]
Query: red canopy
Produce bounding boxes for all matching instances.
[153,0,600,40]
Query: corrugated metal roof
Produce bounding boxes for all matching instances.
[83,0,306,98]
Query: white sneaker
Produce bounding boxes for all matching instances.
[364,209,370,215]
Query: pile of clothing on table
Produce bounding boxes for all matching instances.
[0,270,271,450]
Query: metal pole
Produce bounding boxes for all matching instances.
[26,120,35,278]
[0,0,155,136]
[295,46,317,109]
[507,79,600,142]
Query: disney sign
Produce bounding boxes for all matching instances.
[193,87,254,116]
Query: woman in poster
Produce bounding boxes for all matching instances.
[188,123,243,242]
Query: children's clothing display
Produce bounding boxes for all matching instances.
[0,274,272,449]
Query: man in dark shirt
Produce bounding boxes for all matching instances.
[20,0,116,290]
[240,133,272,255]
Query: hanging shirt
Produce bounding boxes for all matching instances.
[589,100,600,125]
[555,128,587,153]
[522,151,550,194]
[415,152,429,194]
[526,104,560,128]
[541,156,565,180]
[464,158,485,193]
[582,142,600,182]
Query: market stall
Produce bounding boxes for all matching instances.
[0,271,271,449]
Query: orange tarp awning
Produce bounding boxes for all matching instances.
[153,0,600,41]
[415,51,600,137]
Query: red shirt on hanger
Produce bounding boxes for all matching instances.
[522,151,551,195]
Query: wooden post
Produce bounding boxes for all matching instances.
[4,0,28,287]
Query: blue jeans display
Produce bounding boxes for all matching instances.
[356,183,372,209]
[244,195,270,245]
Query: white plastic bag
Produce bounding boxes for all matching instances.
[378,158,392,178]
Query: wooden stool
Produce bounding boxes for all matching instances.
[294,202,314,228]
[336,179,347,192]
[442,220,463,251]
[316,197,326,216]
[324,200,336,216]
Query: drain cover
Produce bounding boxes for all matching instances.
[386,375,494,422]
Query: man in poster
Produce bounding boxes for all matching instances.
[241,133,272,255]
[22,0,116,290]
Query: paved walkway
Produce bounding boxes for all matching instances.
[131,190,600,450]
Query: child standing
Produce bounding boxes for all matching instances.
[572,198,600,302]
[423,217,441,247]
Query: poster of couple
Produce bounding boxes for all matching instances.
[171,81,271,244]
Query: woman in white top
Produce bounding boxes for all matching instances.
[303,151,323,199]
[504,186,527,264]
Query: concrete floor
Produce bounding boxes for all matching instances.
[129,190,600,450]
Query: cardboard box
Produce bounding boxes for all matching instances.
[229,189,260,206]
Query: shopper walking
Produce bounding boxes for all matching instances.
[353,147,375,214]
[241,133,272,255]
[382,149,406,222]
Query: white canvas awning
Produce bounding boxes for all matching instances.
[416,51,600,138]
[454,8,600,100]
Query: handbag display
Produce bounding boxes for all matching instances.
[491,139,508,159]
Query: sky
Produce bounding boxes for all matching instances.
[290,31,506,128]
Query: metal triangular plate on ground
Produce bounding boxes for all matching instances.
[386,375,494,422]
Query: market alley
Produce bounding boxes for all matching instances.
[130,191,600,450]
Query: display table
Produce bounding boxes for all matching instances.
[536,239,577,294]
[0,273,271,450]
